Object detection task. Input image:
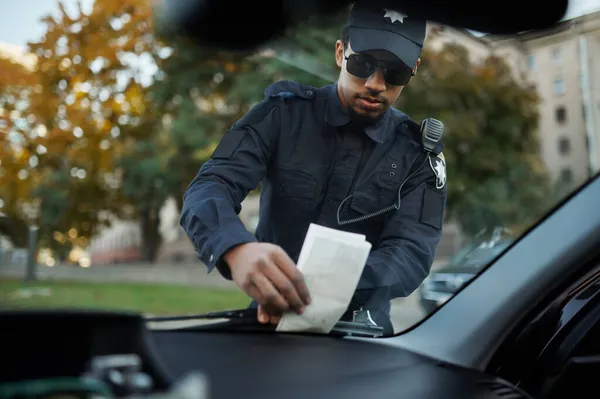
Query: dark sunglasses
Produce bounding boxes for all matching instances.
[344,53,414,86]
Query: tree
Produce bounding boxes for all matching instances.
[83,0,172,262]
[0,55,38,247]
[151,23,267,208]
[25,1,123,254]
[396,43,555,237]
[27,0,169,260]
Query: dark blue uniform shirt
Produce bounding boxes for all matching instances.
[180,80,447,330]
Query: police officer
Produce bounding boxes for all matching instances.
[180,0,447,335]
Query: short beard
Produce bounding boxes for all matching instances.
[347,105,386,126]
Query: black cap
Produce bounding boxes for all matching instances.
[347,1,426,68]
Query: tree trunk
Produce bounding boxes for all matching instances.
[139,207,162,263]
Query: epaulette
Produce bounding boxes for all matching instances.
[264,80,318,101]
[401,118,444,156]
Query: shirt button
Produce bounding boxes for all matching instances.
[209,254,214,262]
[306,90,313,96]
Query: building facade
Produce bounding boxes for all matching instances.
[488,11,600,187]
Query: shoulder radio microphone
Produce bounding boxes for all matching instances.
[420,118,444,153]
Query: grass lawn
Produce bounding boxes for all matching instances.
[0,278,250,315]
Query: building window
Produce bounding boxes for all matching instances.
[553,78,566,95]
[552,48,562,65]
[585,135,590,152]
[558,137,571,155]
[555,106,567,124]
[528,54,535,71]
[560,168,573,185]
[124,234,132,248]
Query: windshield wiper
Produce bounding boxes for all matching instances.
[145,308,384,338]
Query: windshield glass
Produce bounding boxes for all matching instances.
[1,0,599,337]
[459,241,512,267]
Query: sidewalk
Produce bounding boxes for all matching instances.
[0,262,236,289]
[0,258,449,288]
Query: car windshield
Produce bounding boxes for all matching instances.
[448,241,512,266]
[1,0,599,338]
[459,241,513,267]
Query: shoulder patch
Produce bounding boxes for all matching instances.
[264,80,317,101]
[429,152,447,189]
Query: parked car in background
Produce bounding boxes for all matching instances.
[419,228,514,313]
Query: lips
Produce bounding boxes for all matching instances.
[357,97,384,111]
[360,97,382,104]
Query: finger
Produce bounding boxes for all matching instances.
[248,283,284,318]
[269,313,282,324]
[259,255,306,314]
[271,248,311,305]
[248,282,287,315]
[246,282,263,304]
[258,305,282,325]
[249,271,290,313]
[257,305,270,324]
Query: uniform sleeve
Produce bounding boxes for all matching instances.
[179,100,282,279]
[355,152,447,298]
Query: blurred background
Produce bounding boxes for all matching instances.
[1,0,599,330]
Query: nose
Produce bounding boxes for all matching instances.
[365,68,386,92]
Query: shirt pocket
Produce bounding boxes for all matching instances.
[347,155,414,219]
[345,190,387,243]
[349,190,386,216]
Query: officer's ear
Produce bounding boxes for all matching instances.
[335,40,344,68]
[412,58,421,76]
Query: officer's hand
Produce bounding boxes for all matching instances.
[224,242,311,320]
[257,305,282,325]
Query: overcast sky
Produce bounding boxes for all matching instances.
[0,0,599,50]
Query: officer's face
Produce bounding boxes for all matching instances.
[335,41,419,121]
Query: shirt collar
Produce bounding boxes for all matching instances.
[324,83,394,144]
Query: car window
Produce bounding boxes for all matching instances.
[0,0,597,338]
[447,243,479,265]
[461,242,512,267]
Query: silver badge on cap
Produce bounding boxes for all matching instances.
[383,9,407,24]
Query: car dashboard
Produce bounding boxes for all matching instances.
[0,309,532,399]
